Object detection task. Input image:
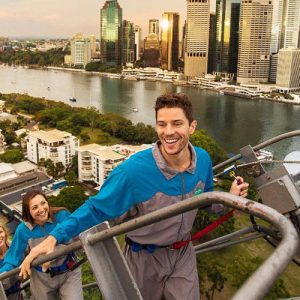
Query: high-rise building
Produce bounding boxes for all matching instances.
[276,48,300,93]
[214,0,240,76]
[237,0,273,84]
[161,12,180,71]
[208,13,216,74]
[100,0,122,65]
[90,35,97,58]
[121,20,135,65]
[149,19,159,35]
[269,53,279,83]
[280,0,300,49]
[134,25,142,61]
[181,21,187,61]
[270,0,284,54]
[184,0,210,78]
[71,33,91,67]
[144,34,160,67]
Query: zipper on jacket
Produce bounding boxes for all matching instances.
[175,173,185,242]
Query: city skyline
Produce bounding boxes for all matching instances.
[0,0,217,39]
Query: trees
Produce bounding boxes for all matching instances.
[43,159,65,179]
[0,149,24,163]
[190,130,227,165]
[48,186,88,212]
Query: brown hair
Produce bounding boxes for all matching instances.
[155,93,194,124]
[0,223,10,247]
[22,190,66,226]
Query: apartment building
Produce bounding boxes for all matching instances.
[78,144,126,186]
[26,129,79,168]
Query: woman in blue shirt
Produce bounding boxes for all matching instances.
[0,224,23,300]
[0,190,83,300]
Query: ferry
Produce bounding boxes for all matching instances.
[132,108,138,112]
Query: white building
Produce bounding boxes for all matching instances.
[71,33,92,67]
[276,48,300,93]
[184,0,209,78]
[280,0,300,49]
[26,129,79,168]
[134,25,142,61]
[77,144,126,186]
[270,0,284,54]
[237,0,273,84]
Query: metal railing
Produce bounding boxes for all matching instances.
[213,129,300,172]
[0,192,299,300]
[1,130,300,299]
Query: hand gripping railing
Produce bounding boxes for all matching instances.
[0,192,299,300]
[213,129,300,172]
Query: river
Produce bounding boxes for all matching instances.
[0,65,299,159]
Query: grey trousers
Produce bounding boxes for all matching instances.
[124,243,200,300]
[30,267,83,300]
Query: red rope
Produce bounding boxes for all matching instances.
[172,209,234,249]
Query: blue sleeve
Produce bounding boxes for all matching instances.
[51,165,139,243]
[0,224,29,273]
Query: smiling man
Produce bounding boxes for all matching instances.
[20,93,248,300]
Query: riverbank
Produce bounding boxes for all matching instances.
[46,66,300,106]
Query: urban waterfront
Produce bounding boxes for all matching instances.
[0,65,299,158]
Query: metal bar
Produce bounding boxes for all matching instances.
[0,240,82,280]
[79,222,142,300]
[213,130,300,172]
[195,232,265,254]
[193,226,256,251]
[82,282,99,290]
[0,282,7,300]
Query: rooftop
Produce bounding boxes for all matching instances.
[12,160,38,175]
[28,129,73,143]
[78,144,126,161]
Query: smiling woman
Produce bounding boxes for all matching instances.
[0,190,83,300]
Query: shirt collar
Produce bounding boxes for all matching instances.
[152,141,197,180]
[24,216,54,231]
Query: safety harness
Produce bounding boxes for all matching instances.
[35,252,81,277]
[126,209,234,253]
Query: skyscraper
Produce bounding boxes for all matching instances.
[134,25,142,61]
[237,0,273,84]
[144,34,160,67]
[71,33,91,67]
[214,0,240,75]
[184,0,210,78]
[161,12,180,71]
[208,13,216,74]
[276,48,300,93]
[149,19,159,35]
[280,0,300,49]
[100,0,122,65]
[270,0,284,54]
[121,20,135,65]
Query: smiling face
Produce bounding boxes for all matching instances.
[29,194,50,226]
[0,226,7,249]
[156,107,197,162]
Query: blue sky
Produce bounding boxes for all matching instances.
[0,0,215,39]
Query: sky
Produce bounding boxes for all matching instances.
[0,0,216,39]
